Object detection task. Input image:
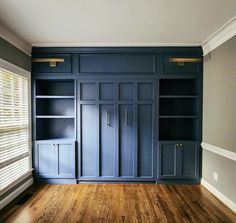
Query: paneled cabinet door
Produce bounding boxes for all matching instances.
[100,104,116,178]
[118,104,135,178]
[35,143,57,178]
[78,81,116,179]
[178,143,198,178]
[57,143,75,178]
[35,141,75,179]
[159,144,178,178]
[159,143,198,179]
[137,81,155,178]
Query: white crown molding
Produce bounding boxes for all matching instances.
[202,16,236,56]
[201,142,236,162]
[201,179,236,213]
[32,42,201,47]
[0,23,31,56]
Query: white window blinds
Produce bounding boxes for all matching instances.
[0,67,31,192]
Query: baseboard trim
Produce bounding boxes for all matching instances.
[0,178,33,210]
[201,179,236,213]
[201,142,236,161]
[35,178,77,184]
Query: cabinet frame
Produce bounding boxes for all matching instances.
[32,47,203,184]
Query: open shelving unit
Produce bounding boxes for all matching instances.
[159,78,200,141]
[35,80,75,141]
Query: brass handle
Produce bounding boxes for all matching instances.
[106,111,111,126]
[124,111,128,125]
[32,58,65,67]
[169,57,202,67]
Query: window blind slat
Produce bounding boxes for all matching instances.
[0,68,30,192]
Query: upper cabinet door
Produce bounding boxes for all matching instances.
[79,54,156,74]
[163,54,202,75]
[32,54,72,74]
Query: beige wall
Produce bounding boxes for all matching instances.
[203,36,236,204]
[203,36,236,153]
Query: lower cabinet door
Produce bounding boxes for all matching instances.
[57,143,75,178]
[35,142,57,178]
[159,142,198,180]
[159,143,177,179]
[178,143,198,179]
[35,141,75,179]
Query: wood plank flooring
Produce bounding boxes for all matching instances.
[0,184,236,223]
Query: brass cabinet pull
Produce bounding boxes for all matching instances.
[106,111,111,126]
[169,57,202,66]
[32,58,65,67]
[124,111,128,126]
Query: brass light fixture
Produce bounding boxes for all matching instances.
[32,58,65,67]
[169,57,202,66]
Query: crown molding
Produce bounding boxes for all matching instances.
[0,23,31,56]
[202,16,236,56]
[32,42,201,47]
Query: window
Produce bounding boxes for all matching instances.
[0,67,31,192]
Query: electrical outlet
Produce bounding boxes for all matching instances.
[213,172,218,181]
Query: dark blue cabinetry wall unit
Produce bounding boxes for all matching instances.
[32,47,203,184]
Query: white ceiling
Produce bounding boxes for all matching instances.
[0,0,235,46]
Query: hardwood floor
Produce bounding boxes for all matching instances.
[1,184,236,223]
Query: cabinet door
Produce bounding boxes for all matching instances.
[159,144,177,178]
[35,143,57,178]
[137,82,155,178]
[118,104,135,177]
[80,104,98,177]
[99,104,115,177]
[57,143,75,178]
[178,143,198,178]
[137,104,153,177]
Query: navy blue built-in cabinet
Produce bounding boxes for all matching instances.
[32,47,203,184]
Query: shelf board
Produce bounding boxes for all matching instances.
[159,115,197,118]
[36,138,75,142]
[36,95,75,99]
[159,95,198,98]
[159,140,199,143]
[36,115,75,119]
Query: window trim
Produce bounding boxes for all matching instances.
[0,57,32,195]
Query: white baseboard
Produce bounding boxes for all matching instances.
[0,178,33,210]
[201,179,236,213]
